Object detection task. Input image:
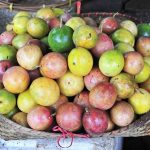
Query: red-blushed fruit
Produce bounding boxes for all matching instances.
[106,113,115,132]
[100,17,119,34]
[46,17,60,29]
[56,102,83,132]
[0,31,15,45]
[74,91,91,108]
[27,106,53,131]
[110,101,134,127]
[61,13,72,23]
[89,82,117,110]
[40,52,67,79]
[91,33,114,57]
[28,68,41,82]
[136,37,150,56]
[0,60,12,81]
[82,108,108,135]
[51,94,68,110]
[83,17,97,27]
[123,51,144,75]
[84,67,109,91]
[2,66,30,94]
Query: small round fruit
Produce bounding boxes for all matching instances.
[65,17,86,30]
[68,47,93,76]
[120,20,138,37]
[12,112,28,127]
[84,67,109,91]
[106,115,115,132]
[27,106,53,130]
[83,17,97,27]
[13,11,31,19]
[140,77,150,92]
[137,23,150,37]
[57,71,84,97]
[129,88,150,114]
[73,25,98,49]
[4,107,19,119]
[110,73,135,99]
[123,51,144,75]
[30,77,60,106]
[17,44,43,70]
[17,90,37,113]
[112,28,135,47]
[99,50,124,77]
[0,89,16,114]
[82,108,108,135]
[40,52,67,79]
[56,102,83,132]
[135,63,150,83]
[89,82,117,110]
[3,66,30,94]
[110,101,134,127]
[27,18,49,38]
[144,56,150,66]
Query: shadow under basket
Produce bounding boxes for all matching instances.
[0,11,149,140]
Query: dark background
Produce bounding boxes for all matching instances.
[81,0,150,150]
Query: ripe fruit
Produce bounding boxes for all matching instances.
[12,112,28,127]
[58,71,84,97]
[91,33,114,57]
[13,11,31,19]
[40,52,67,79]
[56,102,83,132]
[129,88,150,114]
[0,89,16,114]
[46,17,60,29]
[100,17,119,34]
[17,90,38,113]
[110,101,134,127]
[3,66,30,94]
[74,91,91,108]
[110,73,135,99]
[135,63,150,83]
[27,18,49,38]
[73,25,98,49]
[48,25,74,53]
[17,44,43,70]
[82,108,108,135]
[120,20,138,37]
[144,56,150,66]
[68,47,93,76]
[106,114,115,132]
[65,17,86,30]
[27,106,53,130]
[99,50,124,77]
[84,67,109,91]
[123,51,144,75]
[30,77,60,106]
[112,28,135,47]
[136,37,150,57]
[61,12,72,23]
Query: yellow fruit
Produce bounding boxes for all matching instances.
[129,88,150,114]
[57,71,84,97]
[73,25,98,49]
[68,47,93,76]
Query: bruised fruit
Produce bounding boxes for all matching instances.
[110,101,134,127]
[84,67,109,91]
[40,52,67,79]
[89,82,117,110]
[3,66,30,94]
[82,108,108,135]
[56,102,83,132]
[27,106,53,130]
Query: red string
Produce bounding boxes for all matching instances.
[76,1,81,14]
[52,126,90,148]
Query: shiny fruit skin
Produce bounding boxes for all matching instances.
[0,89,16,114]
[40,52,67,79]
[57,71,84,97]
[73,25,98,49]
[68,47,93,76]
[56,102,83,132]
[82,108,108,135]
[89,82,117,110]
[27,106,53,130]
[30,77,60,106]
[3,66,30,94]
[137,23,150,37]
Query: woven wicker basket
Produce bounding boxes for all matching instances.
[0,8,149,140]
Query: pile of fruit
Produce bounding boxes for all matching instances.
[0,8,150,136]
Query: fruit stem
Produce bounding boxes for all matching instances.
[113,12,119,18]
